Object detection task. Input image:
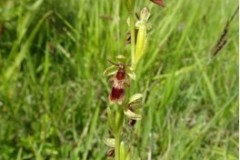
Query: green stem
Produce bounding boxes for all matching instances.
[115,133,120,160]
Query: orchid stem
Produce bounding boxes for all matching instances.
[115,132,120,160]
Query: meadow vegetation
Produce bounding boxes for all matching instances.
[0,0,238,159]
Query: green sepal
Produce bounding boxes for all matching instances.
[124,108,142,120]
[129,93,143,104]
[104,138,115,148]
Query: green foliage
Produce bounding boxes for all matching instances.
[0,0,238,159]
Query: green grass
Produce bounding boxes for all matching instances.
[0,0,238,159]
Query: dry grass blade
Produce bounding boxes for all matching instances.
[211,6,239,56]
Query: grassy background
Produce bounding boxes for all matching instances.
[0,0,238,159]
